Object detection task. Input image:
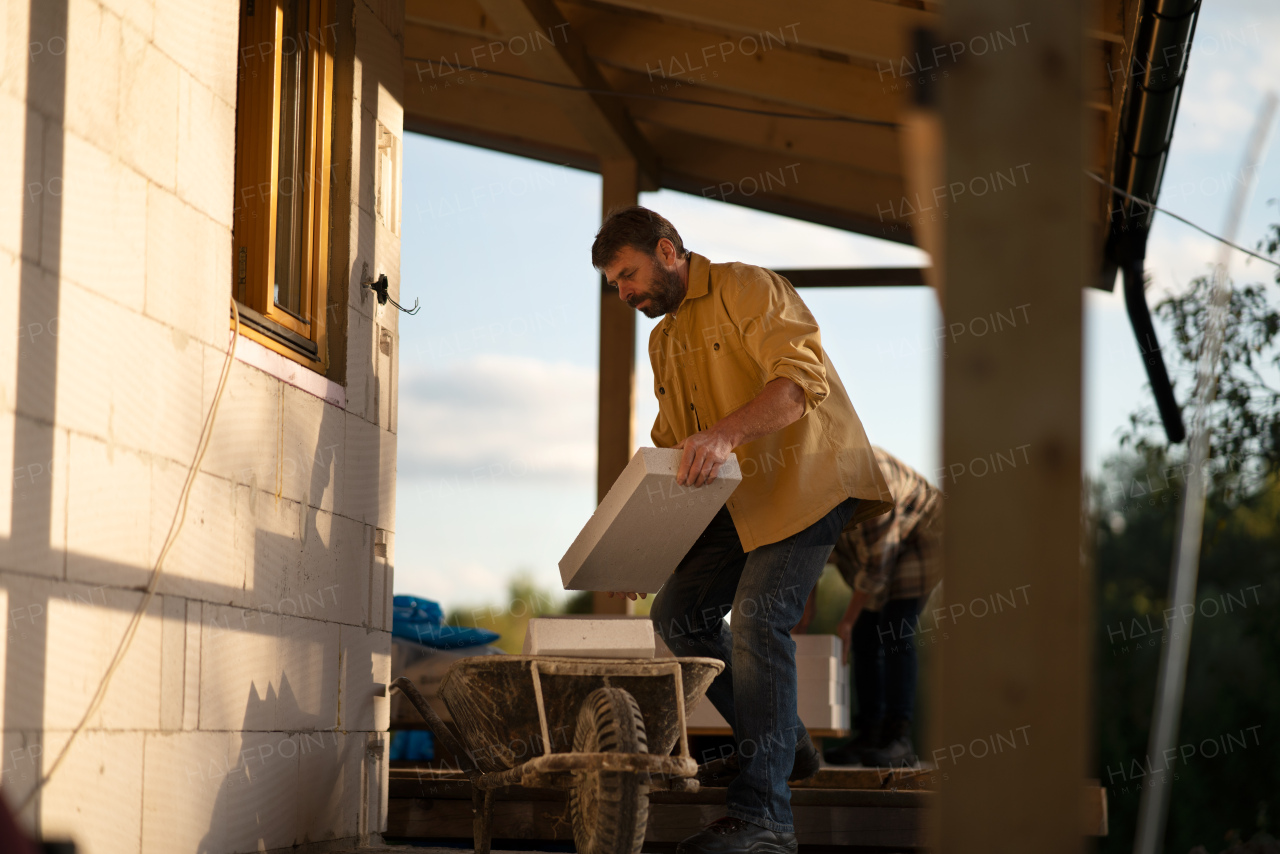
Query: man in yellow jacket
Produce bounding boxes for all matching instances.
[593,207,891,854]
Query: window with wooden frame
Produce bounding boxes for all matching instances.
[233,0,334,372]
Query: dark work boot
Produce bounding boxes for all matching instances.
[790,728,820,782]
[862,716,917,768]
[675,817,798,854]
[822,720,881,766]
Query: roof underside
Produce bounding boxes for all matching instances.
[401,0,1143,257]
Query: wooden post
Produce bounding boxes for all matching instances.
[935,1,1087,852]
[594,157,638,615]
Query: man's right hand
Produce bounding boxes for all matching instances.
[606,591,647,601]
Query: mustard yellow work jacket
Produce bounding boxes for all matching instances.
[649,253,892,551]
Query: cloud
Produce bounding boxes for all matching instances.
[398,354,596,484]
[1171,6,1280,155]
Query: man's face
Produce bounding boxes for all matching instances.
[600,242,685,319]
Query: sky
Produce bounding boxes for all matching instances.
[394,0,1280,612]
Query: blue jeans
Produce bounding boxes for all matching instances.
[852,596,924,729]
[651,498,858,833]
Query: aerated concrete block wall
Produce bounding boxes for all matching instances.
[0,1,404,850]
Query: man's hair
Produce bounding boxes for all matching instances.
[591,206,688,270]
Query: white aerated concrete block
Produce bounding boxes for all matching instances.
[119,26,179,189]
[339,625,392,732]
[148,464,249,601]
[794,634,841,658]
[53,134,146,312]
[41,730,144,854]
[0,417,68,578]
[65,434,153,587]
[98,0,154,38]
[560,448,742,592]
[282,384,345,513]
[201,357,280,488]
[155,0,239,107]
[658,632,849,731]
[142,730,300,854]
[160,594,187,731]
[145,183,229,349]
[141,730,234,853]
[65,0,121,155]
[176,71,235,227]
[523,616,656,658]
[0,94,35,261]
[113,296,206,463]
[45,583,163,731]
[199,606,340,732]
[298,730,365,842]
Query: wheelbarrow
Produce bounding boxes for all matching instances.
[391,654,724,854]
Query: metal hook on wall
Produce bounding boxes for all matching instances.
[363,273,420,315]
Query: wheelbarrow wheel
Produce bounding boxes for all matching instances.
[568,687,649,854]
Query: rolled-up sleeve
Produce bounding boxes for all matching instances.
[724,269,830,415]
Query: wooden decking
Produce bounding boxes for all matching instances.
[386,766,1108,850]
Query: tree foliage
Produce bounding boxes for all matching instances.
[1099,223,1280,852]
[1123,223,1280,495]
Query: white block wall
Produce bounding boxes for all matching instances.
[0,1,404,851]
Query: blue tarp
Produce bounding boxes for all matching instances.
[392,595,500,649]
[389,729,435,761]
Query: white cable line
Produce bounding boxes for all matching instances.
[17,298,242,814]
[1085,170,1280,269]
[1132,91,1278,854]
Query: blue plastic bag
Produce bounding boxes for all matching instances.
[389,729,435,761]
[392,595,500,649]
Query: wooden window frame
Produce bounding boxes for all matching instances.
[232,0,334,374]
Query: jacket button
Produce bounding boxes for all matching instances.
[659,387,665,394]
[713,342,720,350]
[689,404,695,411]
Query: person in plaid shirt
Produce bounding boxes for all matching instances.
[797,447,942,767]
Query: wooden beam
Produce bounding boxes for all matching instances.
[774,267,927,288]
[937,2,1087,854]
[564,6,898,124]
[647,126,916,243]
[597,66,902,178]
[404,0,500,40]
[577,0,933,66]
[402,56,598,170]
[471,0,660,187]
[593,158,638,616]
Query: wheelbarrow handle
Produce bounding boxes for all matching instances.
[391,676,480,779]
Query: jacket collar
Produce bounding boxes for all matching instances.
[663,252,710,331]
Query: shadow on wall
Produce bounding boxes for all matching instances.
[194,678,352,853]
[6,0,68,831]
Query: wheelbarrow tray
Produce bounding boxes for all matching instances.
[438,655,723,775]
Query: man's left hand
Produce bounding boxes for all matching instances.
[675,427,736,487]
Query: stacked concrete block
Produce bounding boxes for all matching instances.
[0,0,402,849]
[523,616,657,658]
[794,635,851,731]
[0,93,30,260]
[560,447,742,592]
[41,729,145,853]
[656,632,850,731]
[145,182,230,349]
[57,108,148,310]
[64,0,123,159]
[64,436,155,588]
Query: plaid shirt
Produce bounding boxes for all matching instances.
[831,447,942,610]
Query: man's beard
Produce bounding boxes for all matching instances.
[629,264,684,318]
